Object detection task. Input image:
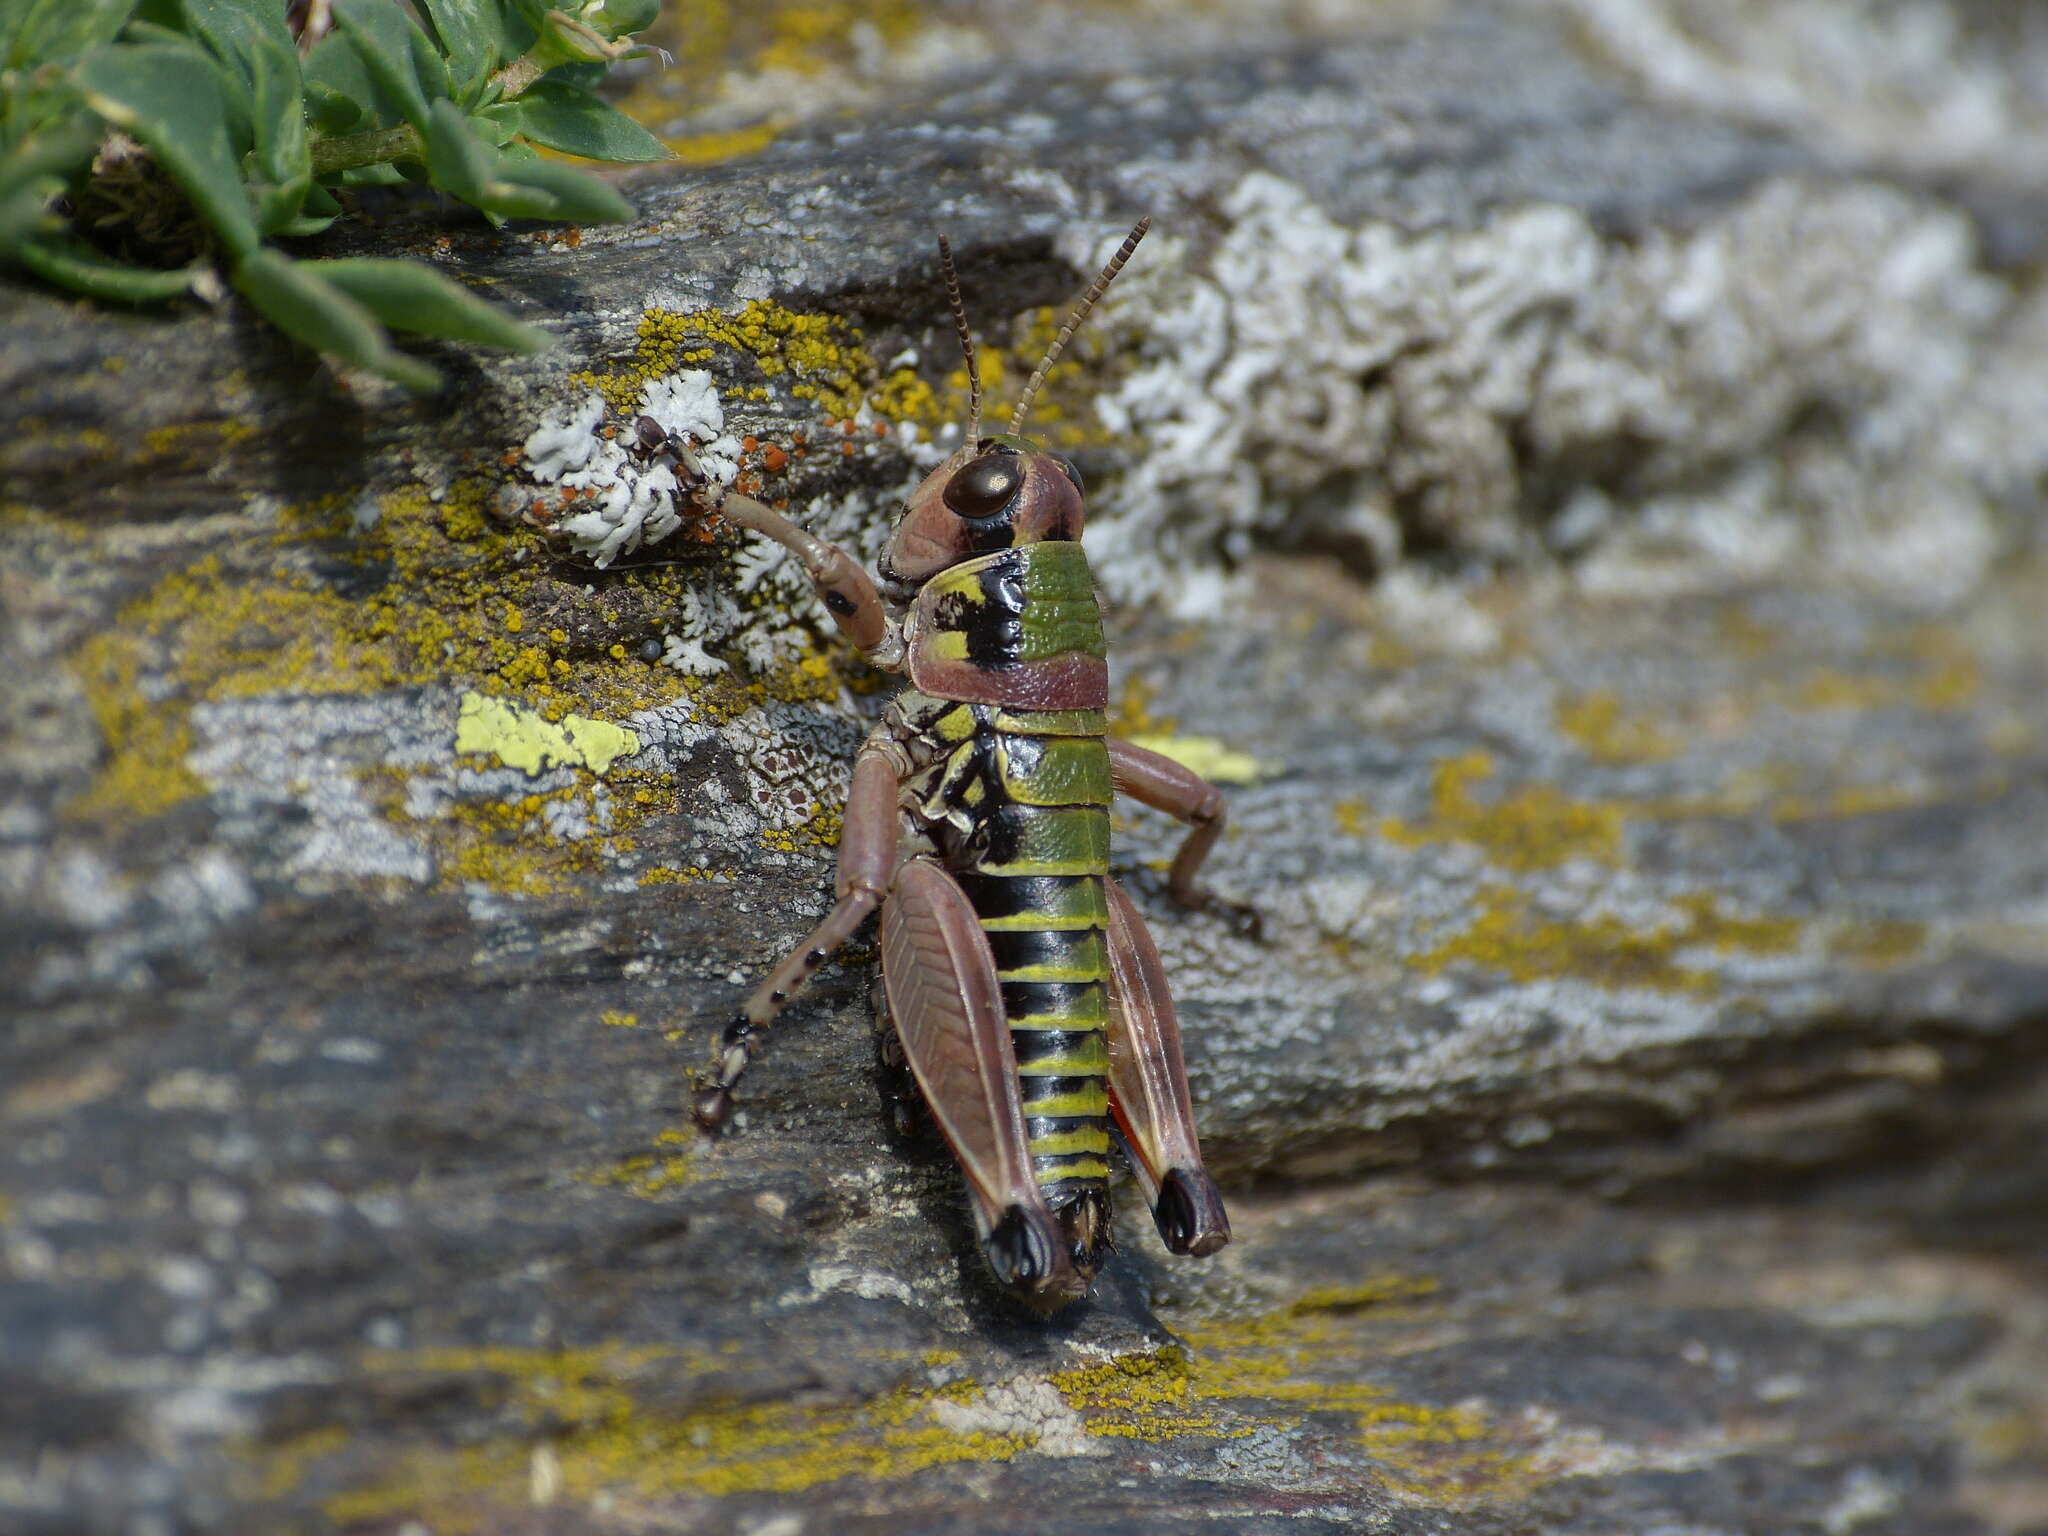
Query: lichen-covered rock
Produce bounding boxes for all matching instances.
[4,3,2047,1533]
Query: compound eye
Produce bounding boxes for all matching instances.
[942,454,1024,520]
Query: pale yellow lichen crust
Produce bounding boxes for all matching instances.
[242,1270,1553,1526]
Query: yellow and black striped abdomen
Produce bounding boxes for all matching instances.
[938,706,1114,1203]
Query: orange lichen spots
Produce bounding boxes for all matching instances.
[1379,753,1625,871]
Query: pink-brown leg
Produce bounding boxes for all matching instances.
[693,733,905,1128]
[1107,736,1228,905]
[1101,877,1231,1257]
[1107,737,1257,938]
[638,421,899,668]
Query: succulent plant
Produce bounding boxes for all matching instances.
[1,0,669,390]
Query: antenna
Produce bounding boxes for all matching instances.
[936,233,981,458]
[1008,215,1150,438]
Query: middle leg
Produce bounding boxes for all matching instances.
[694,730,905,1128]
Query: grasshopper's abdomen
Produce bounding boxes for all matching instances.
[906,542,1116,1257]
[955,721,1115,1204]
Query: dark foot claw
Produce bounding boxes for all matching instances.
[1202,893,1264,943]
[693,1082,734,1132]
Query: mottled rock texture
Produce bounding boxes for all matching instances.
[4,3,2047,1533]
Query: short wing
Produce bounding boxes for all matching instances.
[880,857,1056,1240]
[1103,877,1231,1256]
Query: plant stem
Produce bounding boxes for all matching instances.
[491,54,546,101]
[308,122,423,177]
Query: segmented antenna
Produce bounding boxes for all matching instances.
[1008,215,1150,438]
[936,233,981,457]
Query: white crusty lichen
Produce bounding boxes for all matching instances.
[515,170,2035,649]
[1067,169,2032,611]
[512,371,744,568]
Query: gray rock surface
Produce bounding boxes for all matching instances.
[4,3,2047,1532]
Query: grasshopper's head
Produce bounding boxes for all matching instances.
[881,218,1148,592]
[880,437,1086,587]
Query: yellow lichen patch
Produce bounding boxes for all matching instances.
[264,1274,1540,1524]
[1667,893,1802,955]
[1787,625,1981,716]
[453,692,640,777]
[138,415,256,465]
[1554,690,1678,764]
[748,0,924,75]
[1110,675,1176,738]
[638,864,736,885]
[304,1345,1030,1526]
[599,1010,640,1028]
[760,801,843,855]
[1770,783,1928,821]
[1332,797,1371,837]
[1379,752,1625,871]
[1714,606,1780,659]
[59,481,708,890]
[573,301,877,421]
[576,1131,695,1199]
[663,120,783,164]
[1410,886,1807,993]
[1122,732,1270,785]
[625,0,926,121]
[1827,919,1928,967]
[243,1425,352,1502]
[65,627,208,822]
[1053,1273,1535,1506]
[1410,888,1696,993]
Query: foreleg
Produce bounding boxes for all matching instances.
[654,430,900,670]
[693,732,905,1129]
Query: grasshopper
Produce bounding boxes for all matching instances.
[668,220,1233,1311]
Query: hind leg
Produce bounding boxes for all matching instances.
[1101,876,1230,1257]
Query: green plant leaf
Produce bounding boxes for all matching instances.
[308,256,548,353]
[480,77,668,162]
[587,0,660,37]
[541,59,605,90]
[232,246,442,391]
[335,160,407,185]
[74,41,260,257]
[412,0,531,102]
[11,233,204,302]
[420,96,495,203]
[302,79,363,134]
[2,0,134,72]
[303,29,395,130]
[487,154,632,223]
[0,113,103,255]
[332,0,441,129]
[177,0,310,227]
